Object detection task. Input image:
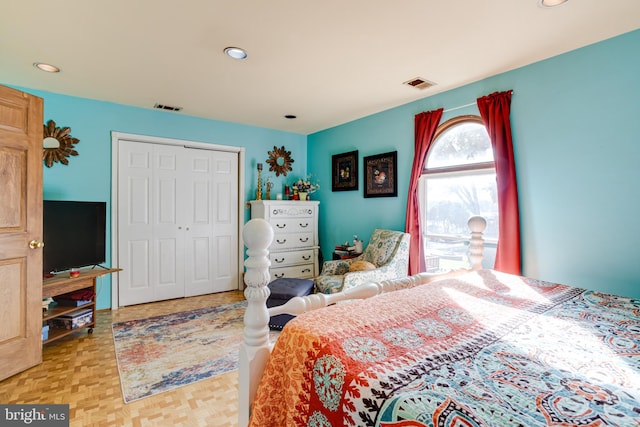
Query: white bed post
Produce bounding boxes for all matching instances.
[468,215,487,270]
[238,218,274,427]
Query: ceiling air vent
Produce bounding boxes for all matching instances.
[403,77,436,90]
[153,103,183,112]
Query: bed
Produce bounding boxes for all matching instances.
[239,218,640,426]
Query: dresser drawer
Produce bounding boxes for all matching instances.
[270,218,314,233]
[269,205,316,219]
[271,264,315,280]
[271,232,314,250]
[270,248,315,267]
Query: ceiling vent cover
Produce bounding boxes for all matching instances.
[403,77,436,90]
[154,103,183,112]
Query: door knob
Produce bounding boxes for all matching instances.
[29,240,45,249]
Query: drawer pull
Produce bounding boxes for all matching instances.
[274,273,285,278]
[302,255,311,261]
[299,223,309,228]
[276,224,286,229]
[274,258,285,263]
[276,239,287,244]
[302,269,311,273]
[299,237,309,243]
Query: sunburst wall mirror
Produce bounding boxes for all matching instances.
[266,145,293,176]
[43,120,80,167]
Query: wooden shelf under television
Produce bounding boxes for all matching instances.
[43,301,95,321]
[42,267,120,296]
[43,319,96,344]
[42,267,120,345]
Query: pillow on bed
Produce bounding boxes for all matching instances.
[349,260,376,272]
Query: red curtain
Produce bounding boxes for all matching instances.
[477,90,521,275]
[405,108,443,275]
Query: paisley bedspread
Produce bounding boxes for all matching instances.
[249,270,640,427]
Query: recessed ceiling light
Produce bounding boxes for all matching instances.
[284,115,297,119]
[223,47,248,60]
[33,62,60,73]
[539,0,569,7]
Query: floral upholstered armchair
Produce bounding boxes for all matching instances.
[315,229,410,294]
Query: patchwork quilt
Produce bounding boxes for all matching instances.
[249,270,640,427]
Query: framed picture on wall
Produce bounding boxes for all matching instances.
[364,151,397,198]
[331,150,358,191]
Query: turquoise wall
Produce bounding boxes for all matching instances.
[19,89,307,309]
[309,29,640,299]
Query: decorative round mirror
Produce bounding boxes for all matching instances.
[43,120,79,167]
[266,145,294,176]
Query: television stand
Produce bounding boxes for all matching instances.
[42,267,120,344]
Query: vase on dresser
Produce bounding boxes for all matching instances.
[299,192,308,201]
[249,200,319,280]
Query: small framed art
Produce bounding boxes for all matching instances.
[331,150,358,191]
[363,151,397,198]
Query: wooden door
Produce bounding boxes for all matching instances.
[0,85,44,380]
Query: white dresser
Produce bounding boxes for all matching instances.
[249,200,319,279]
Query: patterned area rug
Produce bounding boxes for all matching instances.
[113,300,271,403]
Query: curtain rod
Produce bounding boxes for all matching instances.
[443,102,476,113]
[441,90,515,113]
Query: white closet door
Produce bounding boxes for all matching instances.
[183,149,238,296]
[118,141,184,305]
[212,151,239,293]
[117,140,239,306]
[153,144,187,301]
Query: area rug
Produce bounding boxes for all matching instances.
[112,300,276,403]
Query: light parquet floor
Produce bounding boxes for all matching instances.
[0,291,246,427]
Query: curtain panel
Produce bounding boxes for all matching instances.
[477,90,522,274]
[405,108,443,275]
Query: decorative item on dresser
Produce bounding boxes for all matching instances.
[249,200,319,279]
[255,163,263,200]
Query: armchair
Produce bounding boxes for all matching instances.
[315,229,410,294]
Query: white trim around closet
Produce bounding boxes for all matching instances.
[110,131,246,309]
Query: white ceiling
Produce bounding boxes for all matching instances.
[1,1,639,135]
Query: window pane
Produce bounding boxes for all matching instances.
[426,122,493,168]
[422,171,499,271]
[425,172,498,239]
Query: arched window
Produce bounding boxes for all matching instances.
[418,115,498,271]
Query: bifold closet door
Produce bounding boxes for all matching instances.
[183,147,238,296]
[117,141,238,306]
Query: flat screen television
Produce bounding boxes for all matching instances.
[43,200,107,274]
